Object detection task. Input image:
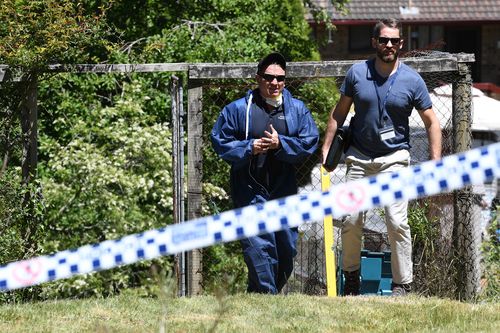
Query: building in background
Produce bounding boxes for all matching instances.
[305,0,500,244]
[308,0,500,97]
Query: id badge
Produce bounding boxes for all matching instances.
[379,126,396,141]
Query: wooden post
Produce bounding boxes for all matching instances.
[187,78,204,295]
[20,74,39,256]
[451,61,479,300]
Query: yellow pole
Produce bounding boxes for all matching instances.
[321,166,337,297]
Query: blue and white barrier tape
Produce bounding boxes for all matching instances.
[1,143,499,292]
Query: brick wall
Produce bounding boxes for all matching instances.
[317,26,372,61]
[481,24,500,86]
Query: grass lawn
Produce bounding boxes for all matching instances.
[1,289,499,333]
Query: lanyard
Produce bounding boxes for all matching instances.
[372,63,400,125]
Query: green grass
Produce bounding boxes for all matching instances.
[1,290,499,333]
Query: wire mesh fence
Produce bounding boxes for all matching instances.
[193,52,492,298]
[1,54,490,300]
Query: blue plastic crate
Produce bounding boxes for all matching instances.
[338,250,392,296]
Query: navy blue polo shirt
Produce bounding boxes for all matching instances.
[341,59,432,158]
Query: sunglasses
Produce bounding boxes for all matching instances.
[260,73,286,82]
[377,37,402,45]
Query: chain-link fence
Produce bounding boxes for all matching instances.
[189,52,492,299]
[1,54,488,300]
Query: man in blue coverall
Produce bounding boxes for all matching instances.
[211,52,319,294]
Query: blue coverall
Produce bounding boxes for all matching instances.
[211,88,319,293]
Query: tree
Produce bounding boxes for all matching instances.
[0,1,110,69]
[79,0,350,49]
[0,1,112,299]
[1,0,350,300]
[37,0,347,297]
[116,0,345,293]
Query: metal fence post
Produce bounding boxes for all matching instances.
[171,75,187,296]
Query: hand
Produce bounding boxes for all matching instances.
[321,146,330,166]
[321,137,334,171]
[252,138,270,155]
[322,161,335,173]
[263,124,280,150]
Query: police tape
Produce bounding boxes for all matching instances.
[1,143,499,292]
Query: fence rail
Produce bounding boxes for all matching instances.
[0,53,484,300]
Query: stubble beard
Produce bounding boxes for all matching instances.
[377,48,399,64]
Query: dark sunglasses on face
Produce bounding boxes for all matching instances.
[260,73,286,82]
[377,37,402,45]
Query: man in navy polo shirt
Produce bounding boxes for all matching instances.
[322,19,442,296]
[211,52,319,294]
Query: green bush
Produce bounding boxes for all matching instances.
[408,199,456,298]
[0,170,25,265]
[294,78,341,137]
[480,205,499,302]
[29,74,176,299]
[0,170,45,303]
[0,0,347,300]
[201,242,247,295]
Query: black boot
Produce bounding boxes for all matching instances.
[343,270,360,296]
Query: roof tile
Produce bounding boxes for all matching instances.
[308,0,500,22]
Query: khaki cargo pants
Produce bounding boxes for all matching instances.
[341,147,412,285]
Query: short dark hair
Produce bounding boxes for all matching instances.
[257,52,286,75]
[373,18,403,38]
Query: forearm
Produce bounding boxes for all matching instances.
[418,108,442,161]
[321,95,352,165]
[321,114,339,161]
[427,123,442,160]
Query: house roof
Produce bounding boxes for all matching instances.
[309,0,500,23]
